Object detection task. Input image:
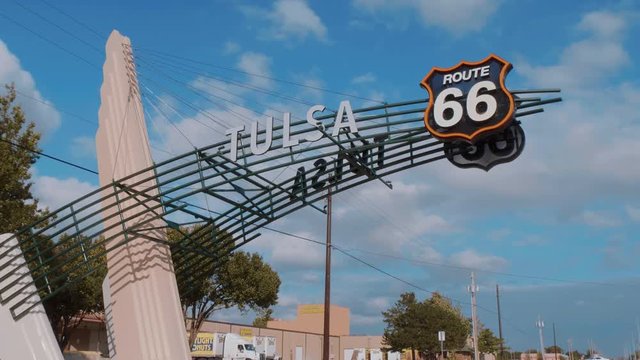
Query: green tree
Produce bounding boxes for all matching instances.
[42,235,107,351]
[382,292,419,357]
[546,346,563,354]
[382,292,470,360]
[0,84,45,234]
[566,350,583,360]
[0,84,107,351]
[168,225,281,347]
[478,328,503,356]
[253,308,274,328]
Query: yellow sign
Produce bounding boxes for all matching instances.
[299,304,324,314]
[191,333,215,356]
[240,328,253,337]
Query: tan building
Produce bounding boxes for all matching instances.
[267,304,351,336]
[63,304,385,360]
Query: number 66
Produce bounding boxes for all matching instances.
[433,80,498,128]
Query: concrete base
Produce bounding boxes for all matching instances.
[0,233,64,360]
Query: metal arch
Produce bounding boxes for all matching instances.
[0,92,561,320]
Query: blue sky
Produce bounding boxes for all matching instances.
[1,0,640,356]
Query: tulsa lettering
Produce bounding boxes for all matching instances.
[225,100,360,162]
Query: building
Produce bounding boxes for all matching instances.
[63,304,386,360]
[267,304,351,336]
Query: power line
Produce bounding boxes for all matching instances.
[12,0,103,54]
[0,137,98,175]
[13,89,97,126]
[37,0,105,41]
[0,10,99,70]
[344,248,617,287]
[137,49,385,104]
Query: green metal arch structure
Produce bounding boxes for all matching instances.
[0,91,560,320]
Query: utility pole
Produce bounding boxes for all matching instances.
[568,339,573,360]
[469,272,480,360]
[322,186,333,360]
[496,284,504,360]
[553,323,558,360]
[536,316,546,359]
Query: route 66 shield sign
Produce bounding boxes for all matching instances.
[421,54,515,143]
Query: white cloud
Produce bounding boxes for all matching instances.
[32,175,96,210]
[0,39,61,137]
[237,52,273,89]
[577,11,626,39]
[626,206,640,222]
[449,249,508,272]
[513,235,547,247]
[580,210,621,228]
[353,0,500,35]
[351,73,376,84]
[70,136,96,159]
[518,11,629,90]
[241,0,328,43]
[223,41,241,55]
[406,10,640,224]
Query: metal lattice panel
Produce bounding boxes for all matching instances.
[0,92,560,320]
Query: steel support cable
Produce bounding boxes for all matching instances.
[135,57,265,125]
[110,93,133,180]
[135,55,320,109]
[141,90,196,148]
[137,54,353,125]
[11,0,103,55]
[13,89,97,126]
[145,63,285,121]
[138,74,236,133]
[0,10,99,70]
[37,0,105,41]
[135,48,386,104]
[138,68,306,176]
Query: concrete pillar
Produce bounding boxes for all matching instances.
[96,30,190,360]
[0,233,63,360]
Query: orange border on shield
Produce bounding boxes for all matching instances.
[420,54,515,142]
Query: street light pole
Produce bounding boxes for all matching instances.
[322,186,333,360]
[469,273,480,360]
[536,316,546,359]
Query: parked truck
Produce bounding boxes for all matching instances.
[253,336,281,360]
[191,332,259,360]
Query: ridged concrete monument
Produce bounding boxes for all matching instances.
[96,30,190,359]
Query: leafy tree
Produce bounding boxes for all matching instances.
[0,84,107,350]
[546,346,563,354]
[168,225,281,347]
[382,292,470,360]
[478,328,503,356]
[253,308,274,328]
[566,350,584,360]
[42,235,107,351]
[20,233,107,351]
[0,84,45,234]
